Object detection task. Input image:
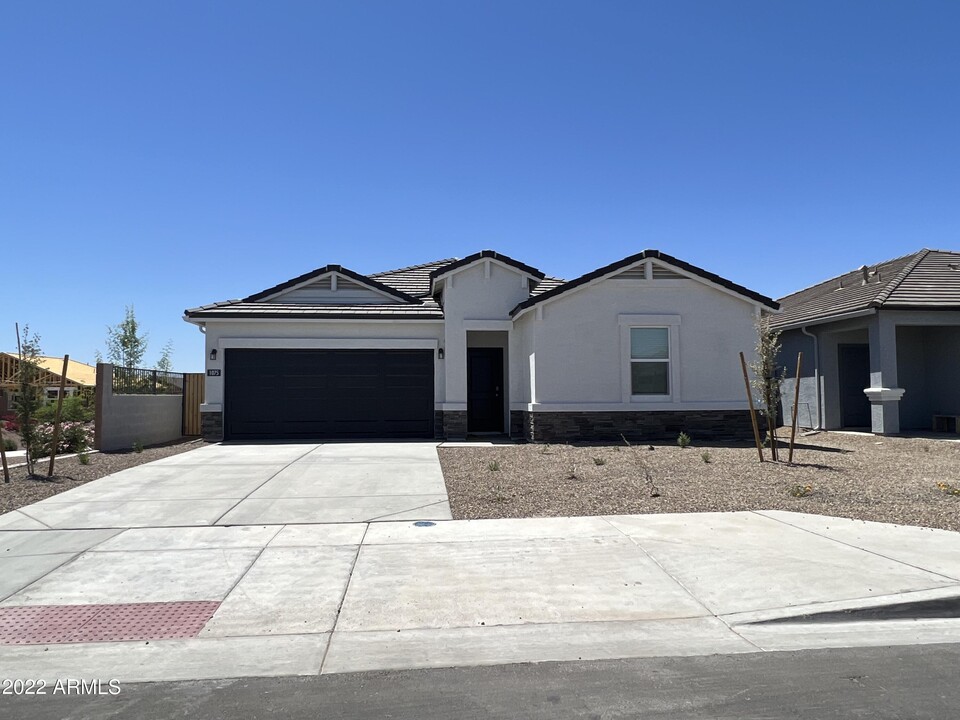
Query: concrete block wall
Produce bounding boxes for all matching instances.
[95,364,185,452]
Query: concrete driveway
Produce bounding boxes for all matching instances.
[1,442,452,529]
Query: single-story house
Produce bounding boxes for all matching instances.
[775,248,960,434]
[184,250,778,442]
[0,353,97,414]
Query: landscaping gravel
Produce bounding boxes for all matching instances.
[0,438,206,514]
[438,432,960,532]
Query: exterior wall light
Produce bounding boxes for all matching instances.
[210,349,218,361]
[438,347,444,360]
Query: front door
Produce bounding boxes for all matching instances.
[467,347,504,433]
[838,344,871,428]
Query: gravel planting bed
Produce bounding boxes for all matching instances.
[438,432,960,531]
[0,438,206,514]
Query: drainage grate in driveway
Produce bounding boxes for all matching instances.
[0,601,221,645]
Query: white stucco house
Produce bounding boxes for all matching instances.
[184,250,778,442]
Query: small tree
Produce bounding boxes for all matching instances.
[750,315,785,455]
[105,305,148,368]
[155,340,174,373]
[14,326,45,477]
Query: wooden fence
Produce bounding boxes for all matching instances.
[182,373,205,436]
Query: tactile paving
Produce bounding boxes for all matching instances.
[0,601,221,645]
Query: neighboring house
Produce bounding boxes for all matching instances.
[774,249,960,435]
[183,250,778,442]
[0,353,97,414]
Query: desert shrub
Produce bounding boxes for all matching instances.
[28,422,93,458]
[677,432,691,449]
[487,460,500,471]
[133,440,144,453]
[700,450,711,463]
[2,438,16,452]
[36,395,95,423]
[593,457,606,466]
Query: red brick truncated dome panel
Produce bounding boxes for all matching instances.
[0,601,221,645]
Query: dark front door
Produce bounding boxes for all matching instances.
[467,347,504,433]
[224,349,434,440]
[838,344,871,428]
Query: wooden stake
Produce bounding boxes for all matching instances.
[739,352,764,463]
[788,352,803,464]
[0,412,8,483]
[47,355,70,478]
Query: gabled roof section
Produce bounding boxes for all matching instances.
[370,258,458,298]
[510,249,779,316]
[0,353,97,386]
[243,264,421,304]
[772,249,960,329]
[428,250,546,285]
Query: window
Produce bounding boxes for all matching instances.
[630,327,670,396]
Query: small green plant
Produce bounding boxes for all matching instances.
[677,432,691,449]
[77,451,91,465]
[567,464,579,480]
[2,438,16,452]
[593,457,606,466]
[936,481,960,496]
[487,460,500,471]
[700,451,711,464]
[133,440,144,454]
[789,483,813,498]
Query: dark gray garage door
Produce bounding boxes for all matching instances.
[224,349,434,440]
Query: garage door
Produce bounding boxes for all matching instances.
[224,349,434,440]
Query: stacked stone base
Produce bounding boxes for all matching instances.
[202,408,757,443]
[510,410,761,443]
[200,412,224,442]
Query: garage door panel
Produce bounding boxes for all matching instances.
[224,349,434,440]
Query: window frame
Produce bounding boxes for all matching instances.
[618,314,681,404]
[628,327,671,398]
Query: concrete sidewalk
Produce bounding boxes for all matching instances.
[1,511,959,683]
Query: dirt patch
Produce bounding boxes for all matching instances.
[438,432,960,531]
[0,438,207,515]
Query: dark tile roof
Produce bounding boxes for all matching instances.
[243,264,420,303]
[184,300,444,320]
[510,249,778,316]
[428,250,546,282]
[369,258,458,297]
[772,249,960,328]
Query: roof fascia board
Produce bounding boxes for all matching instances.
[181,315,445,324]
[430,256,540,295]
[511,251,778,318]
[771,308,877,331]
[512,255,775,320]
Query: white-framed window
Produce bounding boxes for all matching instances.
[629,327,671,396]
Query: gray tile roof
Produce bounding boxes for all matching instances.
[184,300,444,320]
[369,258,458,297]
[773,249,960,328]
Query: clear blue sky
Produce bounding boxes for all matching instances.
[2,1,958,372]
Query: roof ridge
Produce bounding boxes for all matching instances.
[370,257,459,277]
[872,248,931,307]
[776,249,927,302]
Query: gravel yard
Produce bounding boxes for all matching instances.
[438,432,960,532]
[0,438,206,514]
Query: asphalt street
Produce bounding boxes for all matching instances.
[5,643,959,720]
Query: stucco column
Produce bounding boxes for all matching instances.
[865,314,904,434]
